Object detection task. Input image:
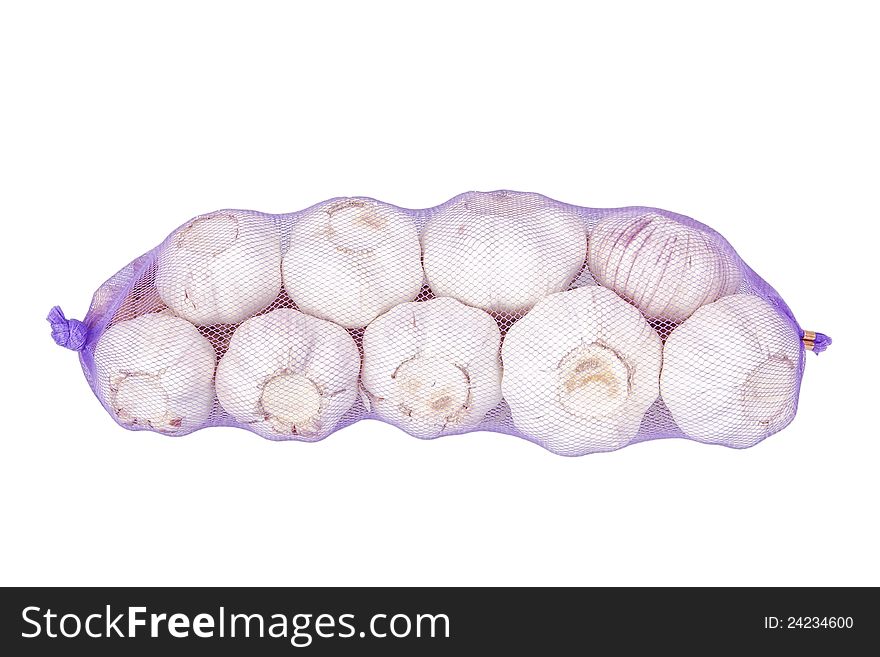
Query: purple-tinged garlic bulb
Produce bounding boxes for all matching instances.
[587,212,741,323]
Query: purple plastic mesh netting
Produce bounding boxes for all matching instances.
[48,191,830,456]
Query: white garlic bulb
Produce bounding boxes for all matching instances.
[660,294,801,448]
[587,212,742,323]
[282,198,424,329]
[421,191,587,313]
[215,308,360,439]
[361,297,503,439]
[502,286,662,455]
[156,211,282,325]
[94,313,216,434]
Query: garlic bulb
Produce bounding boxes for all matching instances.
[282,198,423,328]
[421,191,587,313]
[94,313,216,433]
[660,294,801,448]
[501,286,662,455]
[215,308,360,439]
[156,211,282,325]
[587,212,742,323]
[361,297,502,438]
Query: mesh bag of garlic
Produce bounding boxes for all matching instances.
[48,191,831,456]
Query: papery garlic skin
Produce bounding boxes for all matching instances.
[660,294,801,448]
[215,308,360,439]
[156,211,282,325]
[587,212,742,323]
[501,286,662,456]
[94,313,216,434]
[361,297,503,439]
[283,198,424,329]
[422,191,587,313]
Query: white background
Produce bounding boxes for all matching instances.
[1,1,877,586]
